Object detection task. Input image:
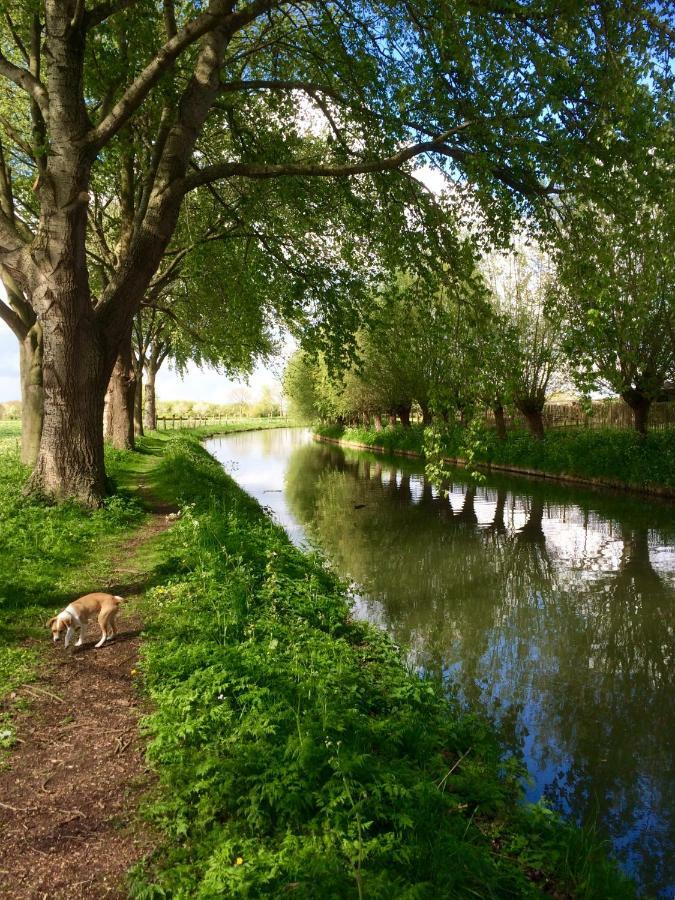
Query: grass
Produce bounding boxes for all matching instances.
[128,434,636,899]
[0,419,289,744]
[315,423,675,492]
[0,418,21,447]
[0,422,639,895]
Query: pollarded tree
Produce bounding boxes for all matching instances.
[486,249,565,438]
[0,0,669,502]
[553,184,674,434]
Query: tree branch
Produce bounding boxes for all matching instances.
[86,0,280,151]
[0,53,49,119]
[4,13,29,63]
[219,79,343,101]
[182,131,470,191]
[84,0,139,31]
[0,295,26,339]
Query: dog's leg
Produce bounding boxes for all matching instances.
[64,625,75,648]
[96,610,110,648]
[75,624,86,647]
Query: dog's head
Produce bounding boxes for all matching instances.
[47,613,71,642]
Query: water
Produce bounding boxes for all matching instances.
[206,428,675,896]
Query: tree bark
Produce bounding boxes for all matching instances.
[133,365,144,436]
[388,411,397,426]
[373,412,383,431]
[104,327,136,450]
[621,390,651,435]
[144,359,157,431]
[420,403,433,426]
[493,404,507,440]
[29,305,108,506]
[19,321,44,466]
[518,404,545,439]
[398,405,411,428]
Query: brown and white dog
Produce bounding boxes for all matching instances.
[47,592,123,649]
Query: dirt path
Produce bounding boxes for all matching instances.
[0,510,173,899]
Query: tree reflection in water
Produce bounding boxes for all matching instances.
[280,442,674,896]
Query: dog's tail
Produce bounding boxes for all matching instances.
[113,595,124,603]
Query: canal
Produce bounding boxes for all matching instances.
[206,428,675,896]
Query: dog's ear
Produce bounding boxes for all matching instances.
[46,616,56,628]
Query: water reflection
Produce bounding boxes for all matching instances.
[207,431,675,896]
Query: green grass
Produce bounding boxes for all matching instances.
[129,434,636,899]
[0,445,147,710]
[0,418,21,447]
[0,423,640,895]
[0,420,290,735]
[315,423,675,492]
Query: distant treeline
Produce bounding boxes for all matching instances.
[0,397,283,423]
[284,257,673,437]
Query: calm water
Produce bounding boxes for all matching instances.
[206,428,675,896]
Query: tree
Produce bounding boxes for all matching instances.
[553,192,674,434]
[0,270,42,464]
[0,0,668,501]
[486,250,565,438]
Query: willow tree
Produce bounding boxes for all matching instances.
[553,190,674,434]
[0,0,668,502]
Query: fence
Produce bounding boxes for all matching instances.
[489,400,675,431]
[155,415,287,430]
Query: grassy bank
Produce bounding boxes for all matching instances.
[0,444,145,730]
[0,425,638,895]
[130,434,635,898]
[315,423,675,494]
[0,420,289,750]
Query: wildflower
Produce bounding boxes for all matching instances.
[235,857,244,866]
[131,669,137,675]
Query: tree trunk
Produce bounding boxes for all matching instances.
[19,321,44,467]
[493,404,507,440]
[143,359,157,431]
[621,390,651,435]
[373,413,383,432]
[133,363,144,437]
[104,327,136,450]
[388,411,397,426]
[398,405,411,428]
[29,307,107,506]
[420,403,433,426]
[519,404,545,439]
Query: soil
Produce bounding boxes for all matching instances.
[0,509,174,900]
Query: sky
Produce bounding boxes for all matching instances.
[0,166,447,406]
[0,321,287,404]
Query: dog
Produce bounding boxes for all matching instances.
[47,593,123,649]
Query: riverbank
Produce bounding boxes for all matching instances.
[314,424,675,498]
[0,428,638,897]
[130,433,635,898]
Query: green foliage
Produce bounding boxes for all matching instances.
[316,423,426,455]
[552,184,675,412]
[478,427,675,491]
[132,435,635,898]
[316,424,675,492]
[0,443,145,705]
